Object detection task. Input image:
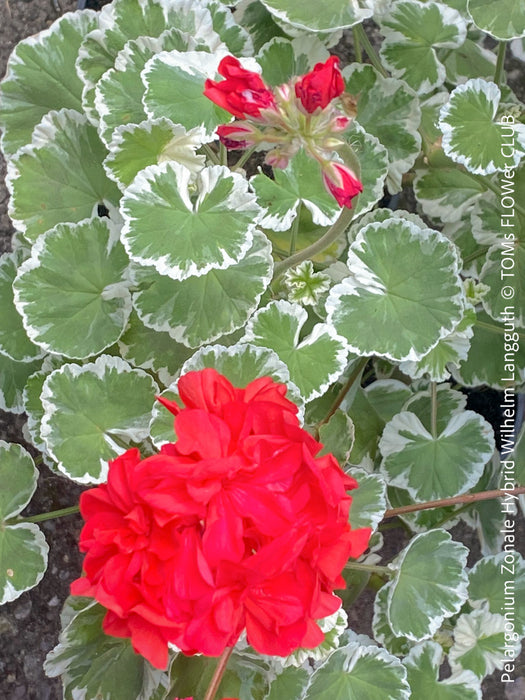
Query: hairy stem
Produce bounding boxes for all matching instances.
[203,646,234,700]
[383,487,525,519]
[344,561,392,576]
[353,24,388,78]
[16,505,80,525]
[316,357,369,435]
[352,25,363,63]
[494,41,507,88]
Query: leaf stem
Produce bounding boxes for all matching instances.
[494,41,507,88]
[203,143,220,165]
[15,505,80,525]
[352,26,363,63]
[353,24,388,78]
[344,561,392,576]
[273,206,354,278]
[289,203,301,256]
[219,141,228,167]
[383,487,525,519]
[316,357,369,434]
[203,646,234,700]
[233,145,257,171]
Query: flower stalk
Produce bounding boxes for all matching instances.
[203,646,235,700]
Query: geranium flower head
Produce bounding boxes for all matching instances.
[322,161,363,208]
[204,56,276,119]
[72,369,371,669]
[295,55,345,113]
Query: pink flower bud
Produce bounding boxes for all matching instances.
[322,162,363,208]
[264,148,291,169]
[216,122,258,150]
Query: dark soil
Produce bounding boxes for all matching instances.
[0,3,524,699]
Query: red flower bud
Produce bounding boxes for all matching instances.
[322,162,363,208]
[204,56,276,120]
[217,122,257,150]
[295,56,345,113]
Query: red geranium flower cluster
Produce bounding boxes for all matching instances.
[203,56,362,208]
[72,369,371,670]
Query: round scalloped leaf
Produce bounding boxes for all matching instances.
[260,0,374,31]
[142,50,231,138]
[118,310,193,388]
[104,119,205,190]
[342,64,421,193]
[346,386,385,467]
[265,666,310,700]
[0,523,48,606]
[443,37,497,84]
[13,218,131,359]
[256,36,329,86]
[379,1,467,95]
[387,530,469,640]
[251,149,341,231]
[0,441,38,521]
[0,251,42,362]
[7,109,121,243]
[439,79,525,175]
[131,230,272,348]
[0,353,43,414]
[379,410,494,501]
[449,609,521,678]
[303,640,410,699]
[403,384,466,434]
[346,468,387,532]
[413,162,487,223]
[207,0,254,55]
[467,0,525,40]
[121,163,259,280]
[451,310,525,388]
[403,641,482,699]
[23,370,48,452]
[469,552,525,635]
[44,598,169,700]
[372,583,414,657]
[364,379,412,424]
[234,0,288,54]
[326,218,464,362]
[480,243,525,328]
[284,261,331,307]
[0,10,98,156]
[345,123,389,218]
[318,410,355,466]
[243,300,348,402]
[460,457,506,555]
[40,356,158,483]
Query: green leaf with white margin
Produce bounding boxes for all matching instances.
[44,597,169,700]
[0,353,42,414]
[13,217,131,359]
[318,410,355,465]
[7,109,121,243]
[121,162,260,280]
[251,149,341,231]
[256,35,328,86]
[450,309,525,388]
[439,79,525,174]
[346,468,387,532]
[142,49,232,139]
[364,379,412,424]
[403,641,482,699]
[207,0,254,55]
[402,383,467,434]
[40,355,158,483]
[243,300,348,401]
[326,218,465,362]
[104,118,206,190]
[413,158,488,223]
[282,607,348,668]
[387,484,461,533]
[235,0,287,54]
[379,0,467,94]
[23,370,49,453]
[303,638,410,699]
[0,9,98,156]
[379,409,494,501]
[76,0,222,123]
[347,208,429,244]
[284,261,331,306]
[342,63,421,193]
[0,251,42,362]
[264,666,310,700]
[345,123,389,218]
[387,530,469,640]
[399,309,475,381]
[260,0,374,31]
[118,310,193,388]
[467,0,525,40]
[0,441,48,604]
[480,242,525,328]
[442,37,497,84]
[372,583,414,657]
[449,609,521,678]
[346,387,385,467]
[469,552,525,635]
[131,231,272,348]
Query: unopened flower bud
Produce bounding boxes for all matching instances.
[216,122,258,150]
[322,161,362,208]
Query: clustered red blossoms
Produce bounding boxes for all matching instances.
[72,369,371,669]
[203,55,363,208]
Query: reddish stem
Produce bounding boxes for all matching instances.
[203,646,234,700]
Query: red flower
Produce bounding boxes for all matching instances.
[204,56,276,119]
[72,369,371,669]
[322,162,363,208]
[295,56,345,113]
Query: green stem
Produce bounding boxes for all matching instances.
[273,206,354,279]
[345,561,392,576]
[430,382,437,439]
[316,357,369,435]
[233,145,257,171]
[16,505,80,525]
[476,175,525,217]
[354,24,388,77]
[352,26,363,63]
[494,41,507,88]
[383,487,525,519]
[289,203,301,256]
[203,143,220,165]
[219,141,228,167]
[203,646,234,700]
[462,247,489,264]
